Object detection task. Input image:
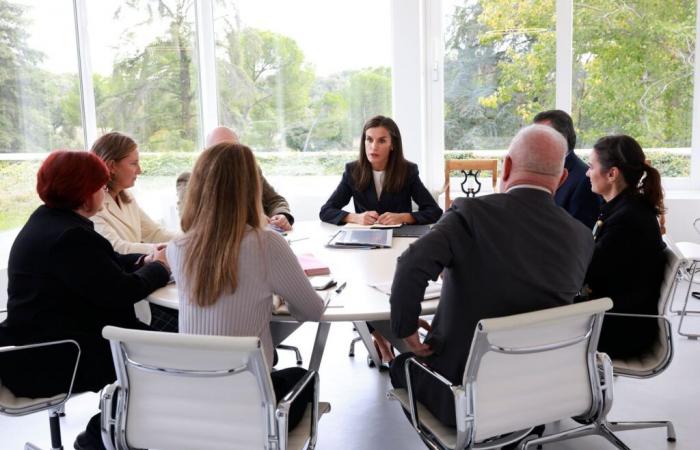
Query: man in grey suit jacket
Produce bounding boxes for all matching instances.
[389,124,594,427]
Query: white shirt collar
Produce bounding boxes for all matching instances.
[506,184,553,195]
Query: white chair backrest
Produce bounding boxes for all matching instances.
[463,298,612,441]
[1,267,8,320]
[102,326,276,450]
[660,238,683,315]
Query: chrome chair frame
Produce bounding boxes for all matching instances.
[0,339,81,450]
[391,301,625,450]
[601,241,681,443]
[670,220,700,338]
[101,334,321,450]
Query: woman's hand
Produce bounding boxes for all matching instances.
[268,214,292,231]
[376,212,415,225]
[347,211,379,225]
[145,245,169,270]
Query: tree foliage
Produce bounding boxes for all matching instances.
[445,0,695,150]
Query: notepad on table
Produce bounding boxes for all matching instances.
[327,229,393,249]
[297,253,331,276]
[369,279,442,300]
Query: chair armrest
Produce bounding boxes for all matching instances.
[596,352,614,418]
[604,312,665,319]
[404,357,460,433]
[276,370,320,450]
[0,340,81,413]
[100,383,120,450]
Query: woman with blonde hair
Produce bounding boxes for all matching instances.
[91,131,177,254]
[167,142,324,429]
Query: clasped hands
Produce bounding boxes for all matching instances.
[351,210,410,226]
[268,214,292,231]
[403,318,433,357]
[144,243,170,270]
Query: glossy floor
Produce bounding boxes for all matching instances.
[1,290,699,449]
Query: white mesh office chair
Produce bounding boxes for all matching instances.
[388,298,623,450]
[671,232,700,338]
[100,326,329,450]
[604,239,682,443]
[0,339,81,450]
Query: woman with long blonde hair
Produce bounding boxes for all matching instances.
[167,142,324,429]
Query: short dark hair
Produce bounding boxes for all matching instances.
[37,151,110,210]
[533,109,576,153]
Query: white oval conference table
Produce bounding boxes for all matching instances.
[147,221,439,371]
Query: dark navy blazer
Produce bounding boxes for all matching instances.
[555,152,602,229]
[319,162,443,225]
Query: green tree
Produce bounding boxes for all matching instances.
[97,0,198,151]
[217,26,314,150]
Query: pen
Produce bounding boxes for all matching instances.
[335,281,347,294]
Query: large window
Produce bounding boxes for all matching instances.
[443,0,556,152]
[0,0,83,236]
[213,0,392,175]
[87,0,203,152]
[573,0,695,177]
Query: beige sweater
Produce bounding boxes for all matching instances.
[92,191,177,254]
[167,228,325,367]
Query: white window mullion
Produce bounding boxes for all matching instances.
[194,0,219,148]
[555,0,573,113]
[73,0,97,148]
[423,0,445,191]
[690,0,700,189]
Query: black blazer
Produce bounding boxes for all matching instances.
[319,162,443,225]
[585,191,665,358]
[555,152,602,229]
[390,188,593,426]
[0,206,169,397]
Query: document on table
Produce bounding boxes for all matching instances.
[369,279,442,300]
[343,223,402,229]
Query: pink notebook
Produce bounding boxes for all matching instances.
[297,253,331,276]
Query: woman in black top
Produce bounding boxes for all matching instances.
[0,151,170,450]
[585,135,665,359]
[320,116,442,363]
[320,115,442,226]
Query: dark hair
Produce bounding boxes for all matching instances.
[593,135,665,216]
[90,131,138,204]
[37,151,109,210]
[533,109,576,153]
[352,115,408,193]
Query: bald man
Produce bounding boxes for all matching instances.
[176,126,295,230]
[388,124,594,428]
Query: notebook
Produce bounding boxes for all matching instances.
[392,224,432,238]
[297,253,331,276]
[327,229,393,249]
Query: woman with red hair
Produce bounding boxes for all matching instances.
[0,151,170,450]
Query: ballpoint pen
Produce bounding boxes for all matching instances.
[335,281,347,294]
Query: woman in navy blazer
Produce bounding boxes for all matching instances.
[319,115,442,226]
[319,116,442,364]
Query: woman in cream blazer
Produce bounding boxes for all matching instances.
[90,132,177,254]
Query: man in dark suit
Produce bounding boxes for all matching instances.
[389,124,595,427]
[534,109,601,228]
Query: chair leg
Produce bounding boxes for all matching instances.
[49,407,63,450]
[678,264,700,339]
[521,423,597,449]
[608,420,676,442]
[348,336,361,357]
[598,423,632,450]
[276,344,303,365]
